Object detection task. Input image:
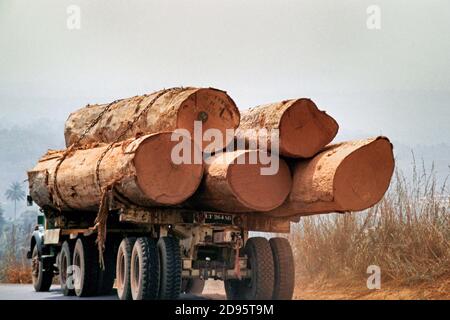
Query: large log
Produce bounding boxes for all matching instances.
[28,132,203,212]
[189,150,292,212]
[64,87,240,151]
[264,137,394,218]
[236,99,338,158]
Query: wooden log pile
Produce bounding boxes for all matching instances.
[28,132,204,212]
[264,137,394,218]
[64,87,240,152]
[28,86,395,220]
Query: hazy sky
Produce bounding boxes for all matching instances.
[1,0,449,145]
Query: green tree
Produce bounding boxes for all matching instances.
[4,182,26,220]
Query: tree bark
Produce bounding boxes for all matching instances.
[28,132,203,212]
[264,137,394,218]
[188,150,292,213]
[64,87,240,152]
[236,99,338,158]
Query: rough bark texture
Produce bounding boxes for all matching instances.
[236,99,338,158]
[264,137,394,218]
[189,150,292,213]
[64,87,240,151]
[28,132,203,212]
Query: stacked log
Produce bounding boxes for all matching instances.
[28,132,203,211]
[189,150,292,212]
[64,87,240,152]
[264,137,395,218]
[236,99,338,158]
[29,87,395,220]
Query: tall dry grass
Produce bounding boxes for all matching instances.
[290,161,450,285]
[0,223,33,284]
[1,262,31,284]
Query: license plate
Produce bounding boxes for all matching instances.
[205,213,233,225]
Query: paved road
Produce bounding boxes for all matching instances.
[0,284,116,300]
[0,282,226,300]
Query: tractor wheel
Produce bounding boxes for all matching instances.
[59,241,75,296]
[116,237,136,300]
[225,237,274,300]
[158,236,182,299]
[31,245,53,292]
[269,237,295,300]
[72,237,100,297]
[130,237,160,300]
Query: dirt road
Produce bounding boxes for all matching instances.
[294,278,450,300]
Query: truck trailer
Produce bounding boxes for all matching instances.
[27,202,295,300]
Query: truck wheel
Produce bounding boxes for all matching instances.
[73,237,100,297]
[158,236,182,299]
[31,245,53,292]
[182,279,205,295]
[269,237,295,300]
[116,237,136,300]
[130,237,160,300]
[224,237,274,300]
[59,241,75,296]
[97,238,117,295]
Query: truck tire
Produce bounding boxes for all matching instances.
[158,236,182,299]
[59,241,75,296]
[269,237,295,300]
[182,279,205,295]
[116,237,136,300]
[97,238,117,295]
[224,237,274,300]
[31,245,53,292]
[73,237,100,297]
[130,237,160,300]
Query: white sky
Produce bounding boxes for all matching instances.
[1,0,449,144]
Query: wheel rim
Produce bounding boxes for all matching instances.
[60,253,68,287]
[73,251,81,291]
[117,249,126,295]
[131,252,140,295]
[31,248,39,285]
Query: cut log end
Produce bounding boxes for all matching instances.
[279,99,339,158]
[177,88,240,151]
[133,132,203,205]
[227,151,292,212]
[263,136,395,218]
[334,137,394,211]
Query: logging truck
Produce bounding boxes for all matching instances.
[24,87,394,301]
[26,201,295,300]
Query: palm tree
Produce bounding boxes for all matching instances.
[5,182,26,220]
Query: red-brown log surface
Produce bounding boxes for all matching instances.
[64,87,240,151]
[28,132,203,212]
[189,150,292,213]
[264,137,394,218]
[236,99,338,158]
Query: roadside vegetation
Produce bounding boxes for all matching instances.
[290,159,450,293]
[0,182,37,283]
